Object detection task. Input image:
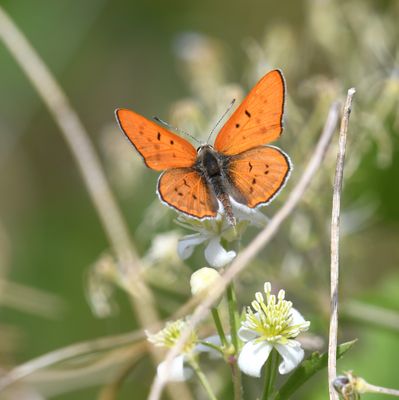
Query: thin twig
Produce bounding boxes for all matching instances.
[328,88,356,400]
[0,6,148,305]
[0,331,144,390]
[0,3,164,336]
[0,8,193,400]
[148,101,342,400]
[0,311,213,392]
[0,279,65,319]
[366,383,399,397]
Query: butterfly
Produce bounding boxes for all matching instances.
[115,69,291,225]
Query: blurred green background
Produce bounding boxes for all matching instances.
[0,0,398,399]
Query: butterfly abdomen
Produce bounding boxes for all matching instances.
[208,173,235,225]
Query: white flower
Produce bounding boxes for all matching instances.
[190,267,221,296]
[147,319,198,383]
[238,282,310,377]
[177,217,237,268]
[176,201,267,268]
[147,319,224,383]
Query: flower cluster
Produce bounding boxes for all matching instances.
[148,281,310,389]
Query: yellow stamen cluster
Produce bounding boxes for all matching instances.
[243,282,310,345]
[147,319,198,354]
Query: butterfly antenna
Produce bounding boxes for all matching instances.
[153,116,201,145]
[206,98,236,144]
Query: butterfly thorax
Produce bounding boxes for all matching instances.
[194,145,236,225]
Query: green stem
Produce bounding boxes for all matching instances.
[198,340,224,356]
[262,349,279,400]
[226,282,242,400]
[226,283,239,352]
[189,358,219,400]
[211,307,228,348]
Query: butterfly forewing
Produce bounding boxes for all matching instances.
[157,168,218,219]
[116,108,197,171]
[214,70,285,155]
[228,146,291,208]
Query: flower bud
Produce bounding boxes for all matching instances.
[190,267,220,297]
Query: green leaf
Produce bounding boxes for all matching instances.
[273,339,357,400]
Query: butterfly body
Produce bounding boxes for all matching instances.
[116,69,291,225]
[194,144,236,225]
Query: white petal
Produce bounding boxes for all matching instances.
[177,233,207,260]
[289,308,307,326]
[157,355,191,382]
[238,341,273,377]
[230,197,268,227]
[238,325,259,342]
[275,342,304,374]
[204,237,236,268]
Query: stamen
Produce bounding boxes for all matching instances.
[146,319,197,354]
[243,283,310,344]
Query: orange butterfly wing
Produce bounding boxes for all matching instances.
[157,168,218,219]
[115,108,197,171]
[214,70,285,155]
[228,146,291,208]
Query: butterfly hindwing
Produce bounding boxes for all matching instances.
[115,108,197,171]
[157,168,218,219]
[227,146,291,208]
[214,70,285,155]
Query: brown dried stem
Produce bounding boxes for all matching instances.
[0,7,193,400]
[328,88,356,400]
[0,5,147,305]
[0,331,143,390]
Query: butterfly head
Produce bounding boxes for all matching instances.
[196,144,220,166]
[196,144,214,154]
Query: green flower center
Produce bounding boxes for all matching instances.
[243,282,310,345]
